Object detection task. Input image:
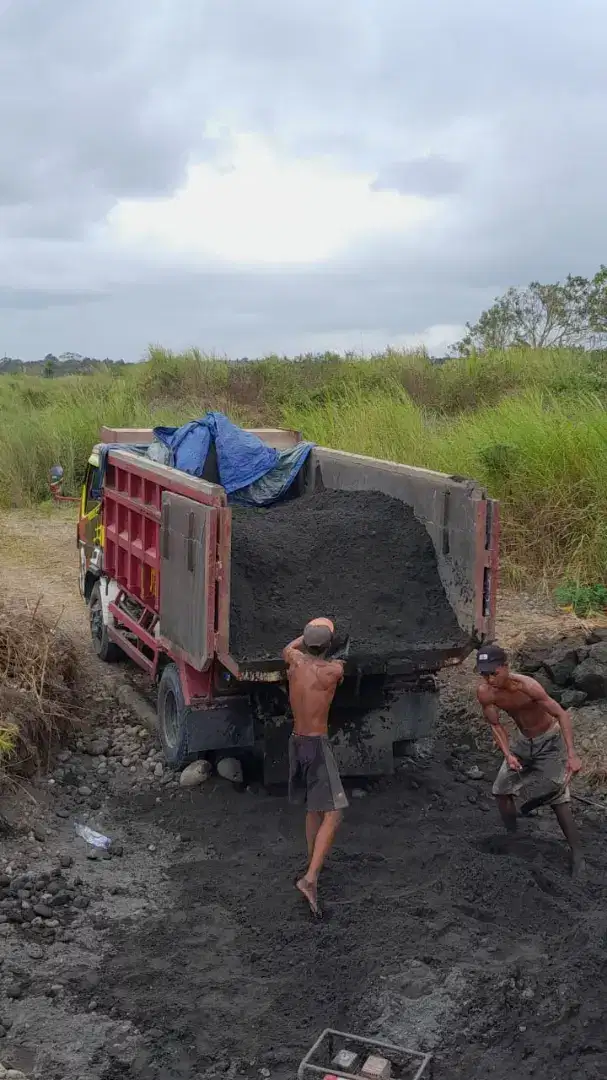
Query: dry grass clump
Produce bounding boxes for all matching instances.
[0,598,80,777]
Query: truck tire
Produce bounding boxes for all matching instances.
[157,663,192,768]
[89,583,122,663]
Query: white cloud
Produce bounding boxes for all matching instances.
[105,133,437,267]
[1,0,607,361]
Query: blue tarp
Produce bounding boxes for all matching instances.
[153,413,278,492]
[96,413,313,507]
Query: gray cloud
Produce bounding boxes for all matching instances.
[0,0,606,357]
[371,157,464,198]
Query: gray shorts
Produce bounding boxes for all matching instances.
[492,727,570,806]
[288,734,349,813]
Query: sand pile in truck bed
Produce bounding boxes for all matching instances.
[229,489,467,662]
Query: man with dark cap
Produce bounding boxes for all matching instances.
[476,643,584,875]
[283,618,348,917]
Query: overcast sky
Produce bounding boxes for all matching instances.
[1,0,606,362]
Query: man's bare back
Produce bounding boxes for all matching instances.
[284,646,344,735]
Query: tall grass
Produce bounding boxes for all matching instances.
[2,344,607,583]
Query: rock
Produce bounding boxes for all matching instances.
[180,760,212,788]
[351,787,367,799]
[109,841,124,857]
[532,672,562,701]
[589,641,607,665]
[560,688,588,710]
[217,757,243,784]
[5,982,22,1000]
[89,737,111,756]
[153,762,164,779]
[543,647,579,687]
[32,824,46,843]
[55,808,70,819]
[26,943,44,960]
[33,903,53,919]
[49,890,71,907]
[59,855,74,869]
[586,627,607,645]
[78,786,92,797]
[573,659,607,700]
[465,765,484,780]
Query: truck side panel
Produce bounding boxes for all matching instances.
[158,493,218,671]
[103,450,226,616]
[304,447,498,642]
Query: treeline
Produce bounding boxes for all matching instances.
[0,353,127,377]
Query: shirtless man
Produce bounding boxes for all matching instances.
[283,618,348,917]
[477,643,584,875]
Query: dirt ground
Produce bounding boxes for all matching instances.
[1,509,607,1080]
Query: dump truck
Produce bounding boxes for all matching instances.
[70,424,499,782]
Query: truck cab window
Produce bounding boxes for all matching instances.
[84,465,102,515]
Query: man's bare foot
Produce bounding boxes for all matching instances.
[570,850,586,880]
[296,877,322,918]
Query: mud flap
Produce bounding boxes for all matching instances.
[183,699,254,755]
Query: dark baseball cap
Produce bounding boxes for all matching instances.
[303,622,333,650]
[477,643,508,674]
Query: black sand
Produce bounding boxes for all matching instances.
[229,489,467,662]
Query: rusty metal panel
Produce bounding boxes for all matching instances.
[159,493,217,670]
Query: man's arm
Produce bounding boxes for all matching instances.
[477,685,522,769]
[332,660,345,686]
[512,676,582,778]
[282,635,304,666]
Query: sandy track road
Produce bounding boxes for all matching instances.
[1,509,607,1080]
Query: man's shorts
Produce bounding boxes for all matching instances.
[492,726,570,806]
[288,734,349,813]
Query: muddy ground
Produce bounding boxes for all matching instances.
[1,510,607,1079]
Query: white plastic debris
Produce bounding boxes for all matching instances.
[74,823,112,849]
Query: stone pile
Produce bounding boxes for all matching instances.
[517,628,607,710]
[0,865,89,949]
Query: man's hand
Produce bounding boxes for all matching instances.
[565,753,582,784]
[506,753,523,772]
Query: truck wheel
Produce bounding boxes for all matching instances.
[89,583,122,663]
[157,663,192,768]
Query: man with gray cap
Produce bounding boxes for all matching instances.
[476,643,584,875]
[283,618,348,917]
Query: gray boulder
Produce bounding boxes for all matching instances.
[542,647,579,687]
[589,641,607,665]
[217,757,243,784]
[533,671,562,702]
[573,659,607,700]
[180,760,212,788]
[559,688,588,710]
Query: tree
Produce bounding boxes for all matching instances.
[43,353,57,378]
[586,265,607,338]
[453,276,593,356]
